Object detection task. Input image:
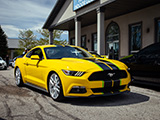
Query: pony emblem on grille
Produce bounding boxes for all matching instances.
[107,73,115,77]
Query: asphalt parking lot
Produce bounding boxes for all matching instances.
[0,67,160,120]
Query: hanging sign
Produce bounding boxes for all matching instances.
[73,0,95,11]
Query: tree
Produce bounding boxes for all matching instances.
[37,29,68,45]
[0,26,8,59]
[18,29,37,50]
[18,29,68,55]
[36,29,49,45]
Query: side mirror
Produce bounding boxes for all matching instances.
[31,55,40,60]
[133,53,137,58]
[92,55,97,58]
[101,55,108,58]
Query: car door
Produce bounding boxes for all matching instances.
[130,43,160,81]
[25,48,45,88]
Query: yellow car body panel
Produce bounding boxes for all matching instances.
[15,45,131,97]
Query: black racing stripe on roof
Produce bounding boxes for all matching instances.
[56,45,63,47]
[64,45,72,47]
[55,45,72,48]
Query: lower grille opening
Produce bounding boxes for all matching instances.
[91,85,126,93]
[70,86,87,93]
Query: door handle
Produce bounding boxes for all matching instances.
[24,63,28,66]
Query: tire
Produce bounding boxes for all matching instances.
[15,67,23,87]
[12,64,14,68]
[4,66,7,70]
[48,73,64,101]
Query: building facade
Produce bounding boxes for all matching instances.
[43,0,160,59]
[7,38,20,59]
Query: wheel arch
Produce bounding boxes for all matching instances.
[47,71,55,91]
[47,70,65,101]
[14,66,25,83]
[46,71,64,92]
[14,66,19,77]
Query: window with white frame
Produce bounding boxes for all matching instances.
[81,35,86,49]
[129,23,142,54]
[92,33,97,51]
[70,38,75,45]
[156,19,160,43]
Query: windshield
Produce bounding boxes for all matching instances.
[89,51,102,58]
[44,46,92,59]
[0,57,2,60]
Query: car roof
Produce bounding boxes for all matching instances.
[36,45,74,48]
[138,42,160,53]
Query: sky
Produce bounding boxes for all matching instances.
[0,0,68,41]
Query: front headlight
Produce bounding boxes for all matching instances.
[62,70,85,77]
[3,61,6,65]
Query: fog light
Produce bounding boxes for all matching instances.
[70,86,87,93]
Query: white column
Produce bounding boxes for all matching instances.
[97,7,105,55]
[49,29,53,45]
[11,50,14,59]
[75,17,81,46]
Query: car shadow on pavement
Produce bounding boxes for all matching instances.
[132,82,160,92]
[23,84,50,97]
[63,92,150,107]
[0,118,6,120]
[23,85,150,107]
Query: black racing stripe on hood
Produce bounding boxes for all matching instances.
[83,58,111,70]
[98,59,119,70]
[96,63,111,70]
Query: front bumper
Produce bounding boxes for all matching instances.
[0,64,5,69]
[59,70,131,97]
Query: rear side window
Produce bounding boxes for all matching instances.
[26,48,44,59]
[138,43,160,56]
[26,51,33,58]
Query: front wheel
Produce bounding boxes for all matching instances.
[15,67,23,87]
[48,73,64,101]
[4,66,7,70]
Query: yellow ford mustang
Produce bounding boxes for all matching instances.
[14,45,131,101]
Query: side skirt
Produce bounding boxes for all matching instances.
[25,82,48,93]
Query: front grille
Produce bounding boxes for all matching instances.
[88,70,127,81]
[91,85,126,93]
[0,63,2,66]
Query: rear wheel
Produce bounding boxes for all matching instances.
[48,73,64,101]
[15,67,23,87]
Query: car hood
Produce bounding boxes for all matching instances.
[52,57,128,72]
